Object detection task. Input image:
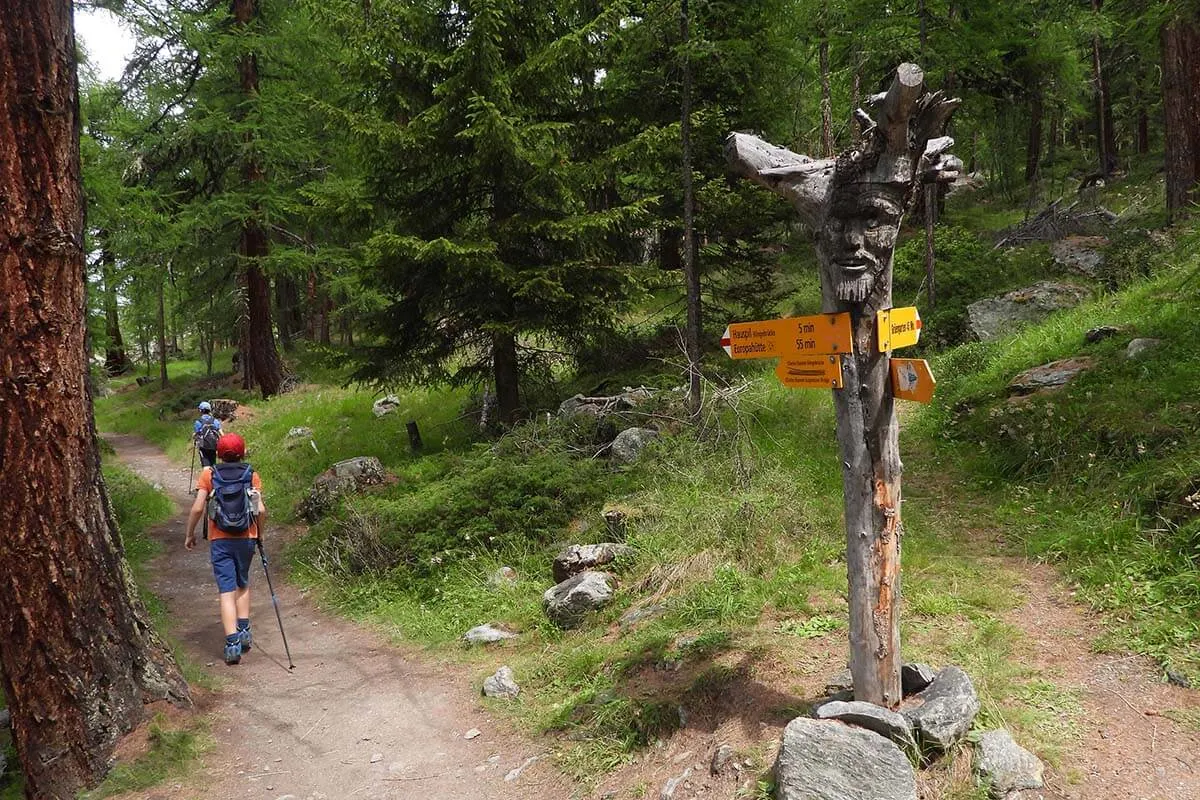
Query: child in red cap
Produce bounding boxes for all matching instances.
[184,432,267,664]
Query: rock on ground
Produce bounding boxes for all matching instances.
[1050,235,1107,278]
[619,603,668,629]
[489,566,518,587]
[482,666,520,699]
[774,717,917,800]
[1085,325,1123,343]
[1126,337,1162,359]
[901,666,980,754]
[1008,357,1094,396]
[974,729,1044,798]
[710,743,736,775]
[901,663,937,696]
[966,282,1091,341]
[552,542,631,582]
[610,427,659,464]
[543,571,615,629]
[813,700,918,756]
[463,623,518,644]
[373,395,401,417]
[660,766,692,799]
[558,387,654,418]
[297,456,387,520]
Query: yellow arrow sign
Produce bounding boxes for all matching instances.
[776,355,844,389]
[890,358,936,403]
[877,307,922,352]
[721,313,853,359]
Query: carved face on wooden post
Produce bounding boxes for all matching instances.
[725,62,961,315]
[819,184,906,303]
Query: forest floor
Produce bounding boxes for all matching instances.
[104,432,1200,800]
[104,433,572,800]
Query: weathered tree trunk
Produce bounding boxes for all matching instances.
[492,330,521,425]
[233,0,284,398]
[727,64,959,709]
[680,0,701,416]
[275,277,293,352]
[1025,89,1044,184]
[100,247,132,376]
[157,275,168,389]
[0,5,191,796]
[1161,15,1200,221]
[820,36,834,157]
[1091,0,1113,176]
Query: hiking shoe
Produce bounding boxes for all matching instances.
[237,627,253,652]
[223,641,242,665]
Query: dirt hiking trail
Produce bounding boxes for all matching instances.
[106,434,570,800]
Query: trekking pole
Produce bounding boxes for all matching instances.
[188,444,197,495]
[255,526,295,670]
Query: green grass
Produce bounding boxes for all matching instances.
[78,715,209,800]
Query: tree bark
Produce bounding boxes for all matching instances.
[275,277,293,352]
[233,0,284,398]
[1091,0,1113,176]
[0,5,191,796]
[157,274,168,389]
[100,246,132,376]
[1025,89,1044,184]
[492,330,521,425]
[1161,15,1200,221]
[680,0,701,416]
[820,36,834,157]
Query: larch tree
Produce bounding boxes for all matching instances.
[1161,5,1200,220]
[0,3,191,797]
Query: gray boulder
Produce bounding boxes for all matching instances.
[552,542,631,582]
[135,375,153,387]
[611,427,659,464]
[1008,357,1094,396]
[543,571,615,629]
[558,387,654,418]
[710,743,736,775]
[901,663,937,696]
[1126,337,1162,359]
[464,624,518,644]
[1050,236,1107,277]
[974,729,1044,798]
[482,666,520,699]
[1085,325,1123,343]
[824,669,854,696]
[813,700,918,757]
[619,603,668,629]
[774,717,917,800]
[488,566,518,587]
[297,457,388,520]
[372,395,401,417]
[284,426,314,450]
[966,282,1091,342]
[901,666,980,753]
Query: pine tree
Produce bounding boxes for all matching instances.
[346,0,650,423]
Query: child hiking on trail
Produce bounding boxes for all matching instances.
[184,433,267,665]
[193,401,222,467]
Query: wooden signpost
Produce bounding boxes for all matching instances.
[720,312,852,360]
[725,63,960,708]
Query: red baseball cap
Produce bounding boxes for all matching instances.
[216,433,246,461]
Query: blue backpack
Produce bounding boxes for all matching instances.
[207,463,256,534]
[196,415,221,450]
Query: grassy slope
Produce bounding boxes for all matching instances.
[89,171,1200,796]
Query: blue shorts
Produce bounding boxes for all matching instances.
[210,539,256,593]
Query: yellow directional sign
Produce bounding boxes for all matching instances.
[721,313,852,359]
[877,307,923,352]
[890,358,936,403]
[776,355,844,389]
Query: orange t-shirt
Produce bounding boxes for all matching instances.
[197,466,263,540]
